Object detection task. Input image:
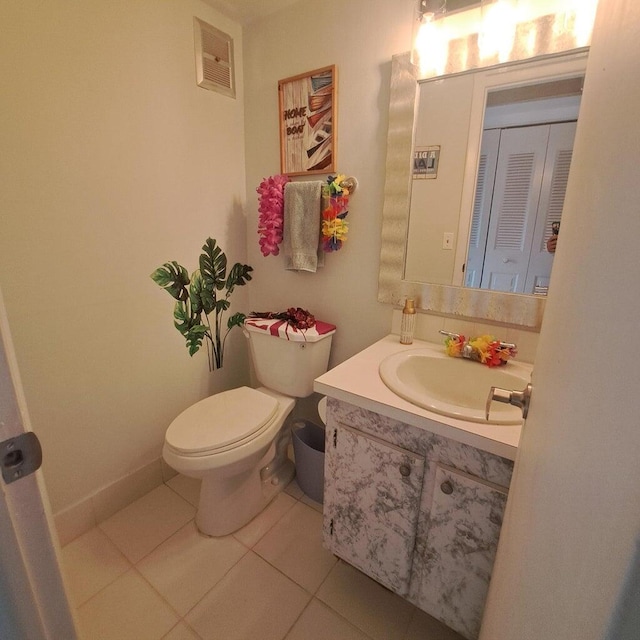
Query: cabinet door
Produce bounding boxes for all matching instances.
[323,423,425,596]
[420,465,507,640]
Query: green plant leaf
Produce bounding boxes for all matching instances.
[173,301,208,356]
[189,269,215,316]
[227,312,246,330]
[186,324,208,356]
[216,299,230,314]
[154,238,252,371]
[226,263,253,296]
[173,301,192,335]
[200,238,227,292]
[151,262,190,301]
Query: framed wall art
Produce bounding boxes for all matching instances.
[278,65,337,175]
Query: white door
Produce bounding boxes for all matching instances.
[523,121,577,295]
[0,289,78,639]
[465,128,500,288]
[480,124,549,292]
[479,0,640,637]
[478,122,576,293]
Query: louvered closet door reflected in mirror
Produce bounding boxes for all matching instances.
[470,121,576,294]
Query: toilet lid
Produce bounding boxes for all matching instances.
[165,387,279,454]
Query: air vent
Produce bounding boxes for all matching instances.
[193,18,235,98]
[495,152,536,250]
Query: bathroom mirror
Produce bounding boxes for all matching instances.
[378,49,588,329]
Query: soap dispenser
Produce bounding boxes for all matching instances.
[400,298,416,345]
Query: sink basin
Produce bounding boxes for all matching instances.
[379,348,532,424]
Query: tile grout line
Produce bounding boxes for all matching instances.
[64,530,134,612]
[73,477,406,640]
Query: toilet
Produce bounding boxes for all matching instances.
[163,316,335,536]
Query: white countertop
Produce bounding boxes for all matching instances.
[314,335,524,461]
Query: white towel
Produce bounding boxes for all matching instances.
[283,181,324,272]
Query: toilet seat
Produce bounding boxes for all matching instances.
[165,387,279,456]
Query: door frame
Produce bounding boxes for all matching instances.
[454,51,588,283]
[0,288,77,639]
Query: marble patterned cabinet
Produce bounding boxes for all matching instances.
[322,398,514,640]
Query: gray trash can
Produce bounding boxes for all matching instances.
[291,420,325,503]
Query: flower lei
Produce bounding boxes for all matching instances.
[256,175,290,257]
[321,175,349,252]
[443,334,517,367]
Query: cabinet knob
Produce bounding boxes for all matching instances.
[399,464,411,477]
[440,480,454,495]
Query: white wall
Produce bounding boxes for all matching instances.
[405,74,475,285]
[243,0,415,368]
[0,0,545,517]
[0,0,249,512]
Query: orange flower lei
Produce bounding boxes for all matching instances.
[321,175,349,252]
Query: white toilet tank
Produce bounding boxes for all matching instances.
[244,317,336,397]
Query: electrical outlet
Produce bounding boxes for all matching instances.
[443,232,454,250]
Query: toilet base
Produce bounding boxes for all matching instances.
[195,449,295,537]
[261,457,295,505]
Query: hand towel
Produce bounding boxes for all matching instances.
[283,181,324,272]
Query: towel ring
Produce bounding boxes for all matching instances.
[339,177,357,193]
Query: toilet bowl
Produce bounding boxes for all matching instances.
[163,386,295,536]
[163,316,335,536]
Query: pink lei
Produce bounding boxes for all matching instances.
[256,175,290,256]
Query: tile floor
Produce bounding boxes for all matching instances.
[61,475,464,640]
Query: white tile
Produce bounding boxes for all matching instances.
[54,498,96,547]
[254,501,337,593]
[186,551,310,640]
[414,313,447,344]
[284,599,371,640]
[162,622,202,640]
[137,521,247,615]
[405,608,466,640]
[93,459,164,523]
[166,474,201,507]
[232,491,297,548]
[76,569,179,640]
[61,527,130,607]
[99,485,195,563]
[317,561,415,640]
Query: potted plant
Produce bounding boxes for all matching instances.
[151,238,253,370]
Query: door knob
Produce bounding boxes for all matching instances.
[1,432,42,484]
[486,383,532,421]
[440,480,454,495]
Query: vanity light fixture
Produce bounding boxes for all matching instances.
[412,0,449,75]
[411,0,598,79]
[478,0,519,63]
[418,0,447,22]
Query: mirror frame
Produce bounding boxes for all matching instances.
[378,50,588,330]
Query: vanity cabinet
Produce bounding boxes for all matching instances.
[322,398,513,640]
